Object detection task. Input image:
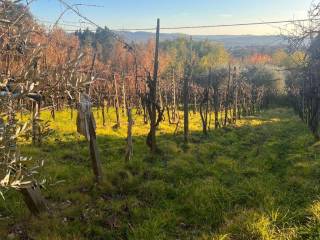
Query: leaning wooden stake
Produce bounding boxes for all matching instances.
[1,111,47,216]
[125,108,133,162]
[77,93,103,183]
[88,113,103,183]
[20,184,47,216]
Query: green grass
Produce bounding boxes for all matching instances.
[1,108,320,239]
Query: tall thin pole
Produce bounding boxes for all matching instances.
[225,62,231,126]
[125,108,133,162]
[153,18,160,89]
[233,66,239,122]
[184,37,192,144]
[172,68,176,121]
[114,73,120,128]
[150,18,160,153]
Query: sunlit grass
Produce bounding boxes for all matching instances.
[2,107,320,239]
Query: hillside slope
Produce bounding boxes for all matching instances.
[1,108,320,240]
[117,32,287,48]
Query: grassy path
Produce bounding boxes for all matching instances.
[1,108,320,240]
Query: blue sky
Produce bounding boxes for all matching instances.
[30,0,312,35]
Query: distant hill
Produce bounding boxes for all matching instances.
[75,28,289,59]
[116,31,288,48]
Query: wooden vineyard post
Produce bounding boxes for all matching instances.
[27,93,42,145]
[102,98,106,126]
[1,103,47,216]
[31,100,37,144]
[172,68,177,122]
[193,87,198,114]
[114,74,121,129]
[88,113,103,183]
[150,18,160,153]
[183,61,189,144]
[77,93,103,183]
[20,184,47,216]
[122,72,127,116]
[233,66,239,122]
[212,71,220,129]
[200,87,209,135]
[125,108,133,162]
[143,81,149,124]
[183,37,193,144]
[151,18,160,153]
[225,63,231,127]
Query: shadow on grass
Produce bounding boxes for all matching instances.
[2,108,319,239]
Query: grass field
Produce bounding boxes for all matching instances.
[1,108,320,240]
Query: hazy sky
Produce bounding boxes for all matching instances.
[29,0,312,35]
